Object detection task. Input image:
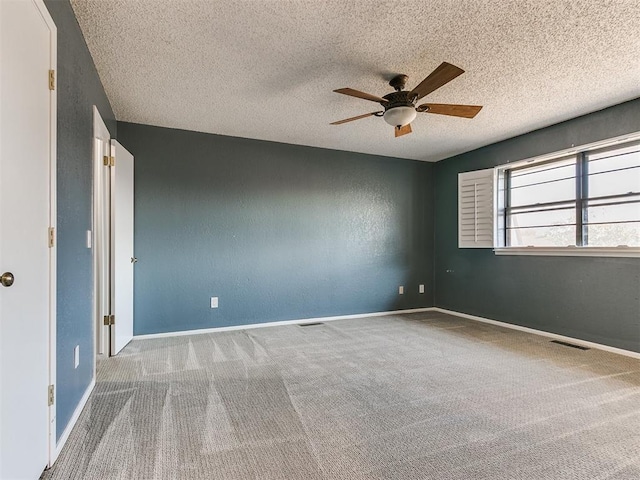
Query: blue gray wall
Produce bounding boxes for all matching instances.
[117,122,434,335]
[43,2,639,444]
[434,98,640,353]
[44,0,116,440]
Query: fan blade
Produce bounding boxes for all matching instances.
[410,62,464,101]
[330,111,383,125]
[395,124,412,137]
[334,88,388,104]
[418,103,482,118]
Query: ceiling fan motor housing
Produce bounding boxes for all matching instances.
[382,91,417,127]
[389,74,409,91]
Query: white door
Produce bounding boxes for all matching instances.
[110,141,135,355]
[0,1,56,478]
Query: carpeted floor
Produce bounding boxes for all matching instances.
[42,312,640,479]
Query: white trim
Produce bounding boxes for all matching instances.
[93,106,111,359]
[432,307,640,360]
[135,306,640,359]
[134,307,437,340]
[33,0,59,467]
[494,247,640,258]
[51,379,96,463]
[496,130,640,170]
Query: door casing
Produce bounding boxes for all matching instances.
[93,107,111,357]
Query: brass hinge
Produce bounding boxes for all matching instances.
[48,70,55,91]
[48,227,55,248]
[103,155,115,167]
[103,314,115,326]
[48,385,55,406]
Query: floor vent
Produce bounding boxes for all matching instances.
[299,322,324,327]
[550,340,590,351]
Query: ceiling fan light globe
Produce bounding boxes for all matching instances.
[383,106,417,127]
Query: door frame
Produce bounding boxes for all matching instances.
[92,106,110,358]
[35,0,58,467]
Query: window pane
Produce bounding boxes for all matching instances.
[586,223,640,247]
[587,145,640,198]
[586,201,640,224]
[587,166,640,198]
[508,225,576,247]
[588,148,640,174]
[510,177,575,206]
[507,158,577,246]
[509,206,575,228]
[584,199,640,246]
[510,159,575,188]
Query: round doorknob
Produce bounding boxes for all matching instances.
[1,272,14,287]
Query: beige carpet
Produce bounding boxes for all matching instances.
[42,312,640,479]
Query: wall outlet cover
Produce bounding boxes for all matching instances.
[399,286,404,295]
[74,345,80,369]
[419,284,425,294]
[210,297,219,308]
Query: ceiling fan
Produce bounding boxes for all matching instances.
[331,62,482,137]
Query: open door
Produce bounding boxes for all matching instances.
[0,0,57,476]
[109,140,135,355]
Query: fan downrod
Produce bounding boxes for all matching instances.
[389,74,409,92]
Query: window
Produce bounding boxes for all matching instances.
[457,134,640,257]
[506,156,578,247]
[584,143,640,247]
[503,140,640,250]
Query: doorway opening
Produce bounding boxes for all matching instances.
[92,108,135,359]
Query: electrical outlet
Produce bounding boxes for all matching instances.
[419,284,425,294]
[86,230,92,249]
[74,345,80,368]
[210,297,218,308]
[399,286,404,295]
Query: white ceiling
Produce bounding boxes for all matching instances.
[70,0,640,162]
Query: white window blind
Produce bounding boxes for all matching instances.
[458,169,496,248]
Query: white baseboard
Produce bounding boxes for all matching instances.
[134,307,437,340]
[50,377,96,464]
[134,306,639,360]
[432,307,640,360]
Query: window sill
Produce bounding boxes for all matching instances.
[493,247,640,258]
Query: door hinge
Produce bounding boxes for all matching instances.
[49,70,55,91]
[103,314,115,326]
[48,227,55,248]
[103,155,115,167]
[48,385,55,406]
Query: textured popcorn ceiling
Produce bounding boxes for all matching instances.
[70,0,640,162]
